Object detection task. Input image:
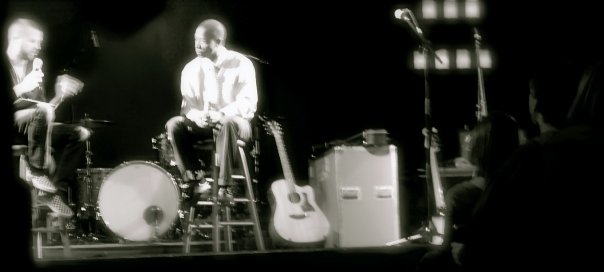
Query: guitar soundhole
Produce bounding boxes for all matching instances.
[288,192,301,203]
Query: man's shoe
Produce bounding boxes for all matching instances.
[194,180,212,197]
[29,172,57,193]
[217,186,235,206]
[38,195,74,218]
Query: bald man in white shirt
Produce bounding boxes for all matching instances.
[166,19,258,205]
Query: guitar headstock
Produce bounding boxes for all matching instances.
[423,127,441,152]
[473,27,482,45]
[258,115,282,137]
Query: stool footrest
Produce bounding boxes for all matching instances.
[219,221,255,226]
[204,177,257,182]
[196,198,250,206]
[189,221,255,228]
[32,227,62,233]
[189,224,215,229]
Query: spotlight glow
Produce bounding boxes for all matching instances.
[456,49,471,69]
[435,49,449,70]
[413,50,426,69]
[465,0,480,18]
[422,0,437,19]
[444,0,459,19]
[479,49,492,68]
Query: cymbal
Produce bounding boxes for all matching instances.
[69,118,116,128]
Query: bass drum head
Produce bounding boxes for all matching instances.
[98,161,180,241]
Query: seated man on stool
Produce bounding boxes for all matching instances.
[5,18,89,217]
[166,19,257,206]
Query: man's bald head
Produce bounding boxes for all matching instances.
[197,19,227,45]
[194,19,228,59]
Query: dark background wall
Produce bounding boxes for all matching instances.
[4,0,603,235]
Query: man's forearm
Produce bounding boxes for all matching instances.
[48,95,62,106]
[13,84,29,98]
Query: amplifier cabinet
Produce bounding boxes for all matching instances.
[309,145,401,248]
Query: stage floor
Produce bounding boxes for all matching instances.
[33,243,433,272]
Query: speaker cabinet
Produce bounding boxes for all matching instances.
[309,145,401,248]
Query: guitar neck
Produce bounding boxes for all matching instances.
[474,28,488,121]
[429,148,446,211]
[273,132,297,191]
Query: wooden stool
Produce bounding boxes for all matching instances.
[12,145,72,259]
[183,140,265,253]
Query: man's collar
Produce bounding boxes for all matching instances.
[213,46,228,66]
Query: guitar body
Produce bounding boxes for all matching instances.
[268,179,330,246]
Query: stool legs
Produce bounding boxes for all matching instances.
[183,206,196,253]
[211,152,221,252]
[57,216,72,258]
[31,189,72,259]
[17,149,71,259]
[183,145,265,253]
[238,145,265,251]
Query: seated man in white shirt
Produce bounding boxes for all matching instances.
[166,19,257,206]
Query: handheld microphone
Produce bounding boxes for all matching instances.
[32,58,44,89]
[33,58,43,71]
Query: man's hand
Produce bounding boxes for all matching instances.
[451,242,465,266]
[234,117,252,140]
[55,74,84,100]
[76,126,91,141]
[207,111,224,124]
[186,109,210,127]
[14,70,44,96]
[186,109,225,128]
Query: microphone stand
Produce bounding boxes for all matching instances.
[388,10,444,246]
[244,53,270,65]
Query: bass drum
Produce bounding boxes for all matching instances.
[97,161,180,241]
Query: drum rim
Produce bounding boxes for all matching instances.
[100,160,180,191]
[96,160,181,242]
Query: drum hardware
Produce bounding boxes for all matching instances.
[72,113,116,242]
[143,206,164,241]
[151,132,178,168]
[68,113,117,129]
[67,130,257,244]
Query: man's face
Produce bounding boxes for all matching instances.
[194,27,219,58]
[19,27,43,61]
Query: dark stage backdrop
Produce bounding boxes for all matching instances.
[4,0,603,234]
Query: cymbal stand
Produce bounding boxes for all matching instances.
[80,113,102,241]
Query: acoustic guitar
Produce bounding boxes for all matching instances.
[263,117,330,246]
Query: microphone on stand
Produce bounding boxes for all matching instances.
[394,9,423,36]
[244,53,270,65]
[394,8,443,64]
[394,9,419,31]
